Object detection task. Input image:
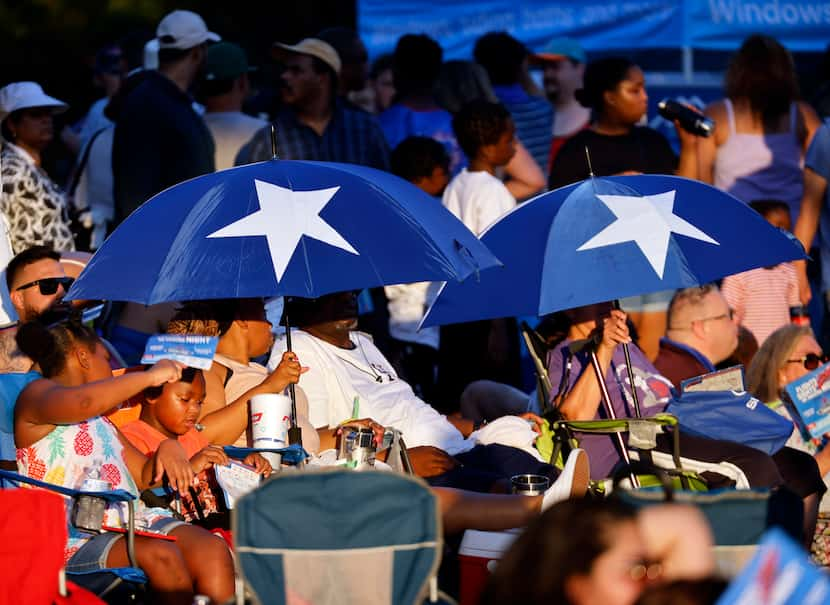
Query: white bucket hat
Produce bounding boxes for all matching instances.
[0,82,68,122]
[157,10,220,50]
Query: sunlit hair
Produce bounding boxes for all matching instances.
[481,498,637,605]
[666,284,718,328]
[747,324,813,402]
[16,315,98,377]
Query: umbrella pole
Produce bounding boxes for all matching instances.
[283,312,303,448]
[613,300,642,419]
[588,347,639,488]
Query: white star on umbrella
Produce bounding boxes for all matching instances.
[576,190,718,279]
[207,179,359,281]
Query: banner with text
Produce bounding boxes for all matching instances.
[359,0,830,59]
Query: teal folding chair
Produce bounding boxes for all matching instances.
[233,469,455,605]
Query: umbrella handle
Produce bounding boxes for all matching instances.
[613,300,642,419]
[284,313,303,448]
[588,347,639,488]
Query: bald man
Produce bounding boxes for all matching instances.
[654,284,740,389]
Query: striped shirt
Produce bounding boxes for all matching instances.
[492,84,553,173]
[239,101,390,170]
[721,263,799,345]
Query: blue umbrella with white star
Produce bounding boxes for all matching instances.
[422,174,806,326]
[423,174,805,420]
[66,160,501,304]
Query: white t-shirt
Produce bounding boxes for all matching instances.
[204,111,268,170]
[441,169,516,236]
[269,330,473,455]
[384,281,440,349]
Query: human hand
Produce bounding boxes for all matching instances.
[338,418,386,447]
[243,452,273,476]
[154,439,195,493]
[190,444,230,474]
[146,359,185,387]
[598,309,631,352]
[407,446,459,478]
[265,352,308,392]
[518,412,544,433]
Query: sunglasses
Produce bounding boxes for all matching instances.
[787,353,830,371]
[15,276,74,296]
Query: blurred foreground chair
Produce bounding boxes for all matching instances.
[232,469,455,605]
[0,469,147,604]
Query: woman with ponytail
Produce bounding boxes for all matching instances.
[14,318,234,605]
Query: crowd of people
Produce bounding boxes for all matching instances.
[2,7,830,604]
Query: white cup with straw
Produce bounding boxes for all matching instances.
[250,393,292,468]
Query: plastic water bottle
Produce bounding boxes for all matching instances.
[74,470,112,532]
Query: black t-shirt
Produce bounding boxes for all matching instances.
[112,71,215,225]
[548,126,678,190]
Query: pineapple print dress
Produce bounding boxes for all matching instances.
[17,415,174,562]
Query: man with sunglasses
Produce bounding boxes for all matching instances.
[0,245,73,468]
[0,246,72,371]
[655,284,739,390]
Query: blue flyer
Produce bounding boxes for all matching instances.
[782,362,830,440]
[140,334,219,370]
[716,528,830,605]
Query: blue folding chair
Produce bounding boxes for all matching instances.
[233,469,454,605]
[0,468,147,603]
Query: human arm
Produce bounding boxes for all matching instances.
[638,504,715,581]
[696,101,728,184]
[198,352,307,444]
[557,310,631,421]
[117,430,195,493]
[504,141,545,200]
[813,445,830,476]
[794,161,830,303]
[674,121,700,180]
[798,101,821,154]
[15,361,183,447]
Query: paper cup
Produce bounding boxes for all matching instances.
[250,393,292,450]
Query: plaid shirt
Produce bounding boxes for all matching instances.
[240,101,390,170]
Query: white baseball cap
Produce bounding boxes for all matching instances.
[156,10,220,50]
[0,82,67,122]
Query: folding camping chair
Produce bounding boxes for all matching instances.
[520,322,742,492]
[232,469,454,605]
[0,469,147,604]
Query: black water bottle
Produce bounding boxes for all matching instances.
[657,99,715,138]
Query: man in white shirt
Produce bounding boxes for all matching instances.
[202,42,267,170]
[270,291,588,493]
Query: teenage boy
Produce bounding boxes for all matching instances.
[439,101,521,412]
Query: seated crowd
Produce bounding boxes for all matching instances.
[3,10,830,604]
[2,238,828,604]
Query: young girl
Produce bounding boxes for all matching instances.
[14,319,234,605]
[121,365,289,525]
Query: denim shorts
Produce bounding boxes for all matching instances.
[66,517,185,572]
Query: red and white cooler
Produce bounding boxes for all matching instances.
[458,529,521,605]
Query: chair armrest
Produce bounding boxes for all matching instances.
[0,468,136,503]
[223,443,308,465]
